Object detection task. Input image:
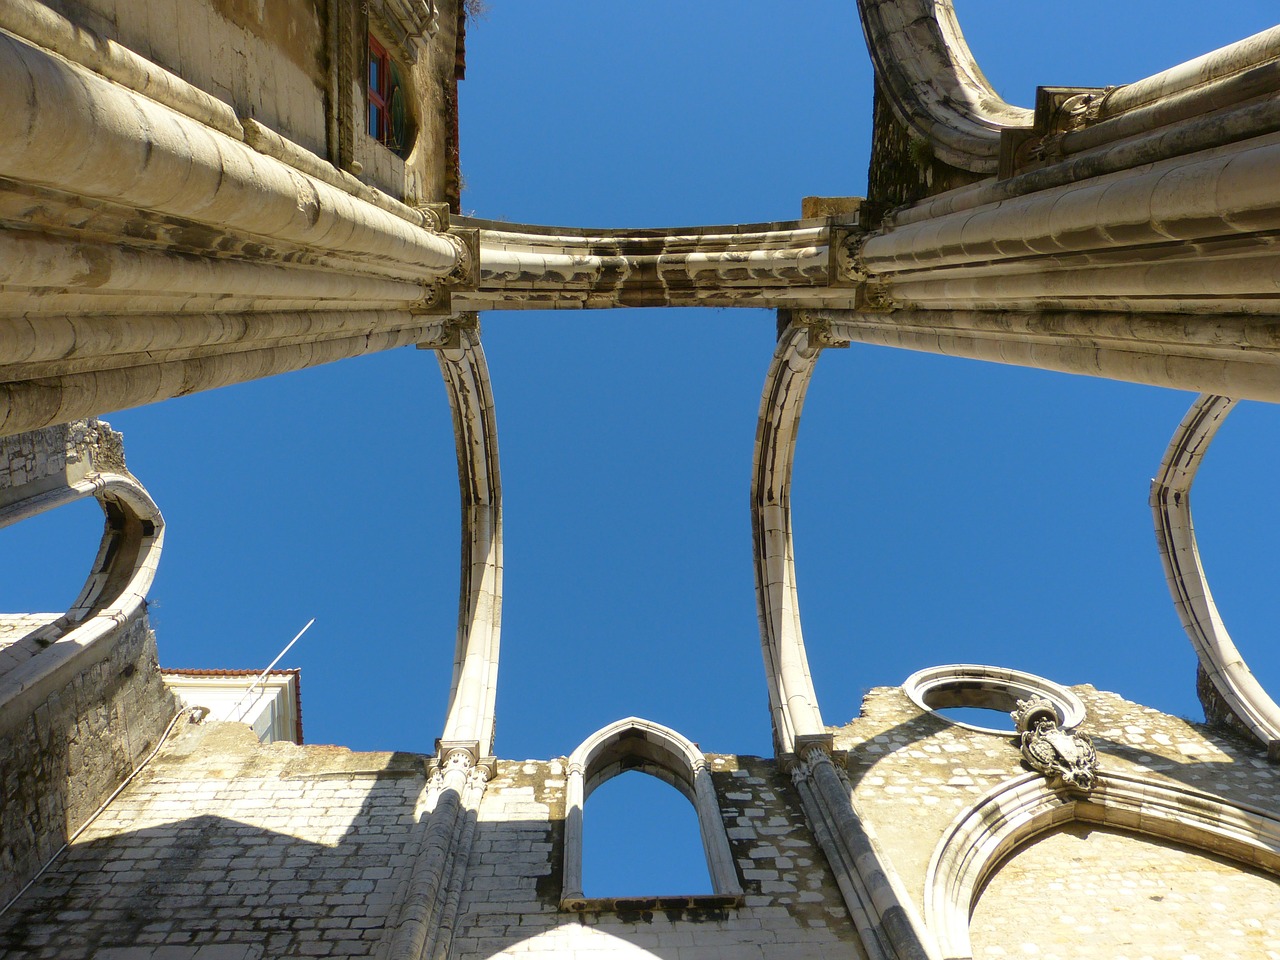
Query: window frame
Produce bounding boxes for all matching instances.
[367,34,392,146]
[561,717,743,907]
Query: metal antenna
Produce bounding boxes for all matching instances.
[230,618,315,724]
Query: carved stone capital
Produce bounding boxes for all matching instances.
[416,201,452,232]
[788,313,852,351]
[443,228,481,289]
[999,85,1108,178]
[856,283,895,312]
[433,739,496,779]
[783,733,840,778]
[828,224,871,288]
[410,282,452,316]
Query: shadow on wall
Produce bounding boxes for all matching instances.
[0,734,431,958]
[0,724,861,959]
[841,695,1276,807]
[0,612,177,911]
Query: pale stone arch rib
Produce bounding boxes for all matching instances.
[855,0,1031,172]
[434,325,502,761]
[1150,393,1280,757]
[924,770,1280,958]
[857,1,1280,175]
[752,322,845,755]
[561,717,742,903]
[0,471,163,713]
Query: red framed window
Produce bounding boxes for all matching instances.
[368,35,391,145]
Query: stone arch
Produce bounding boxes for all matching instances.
[924,770,1280,958]
[1150,393,1280,756]
[560,717,742,904]
[0,466,163,713]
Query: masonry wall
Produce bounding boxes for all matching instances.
[0,612,177,911]
[834,683,1280,958]
[450,755,861,960]
[0,722,427,959]
[0,731,862,959]
[1,420,177,910]
[36,0,461,204]
[970,823,1280,958]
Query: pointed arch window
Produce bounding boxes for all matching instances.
[561,717,743,908]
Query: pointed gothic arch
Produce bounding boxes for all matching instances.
[560,717,742,905]
[925,770,1280,958]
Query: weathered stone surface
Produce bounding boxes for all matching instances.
[0,721,426,958]
[0,613,177,910]
[836,682,1280,923]
[970,824,1280,958]
[449,754,861,960]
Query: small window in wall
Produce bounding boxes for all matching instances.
[583,771,713,897]
[367,35,414,157]
[561,718,743,908]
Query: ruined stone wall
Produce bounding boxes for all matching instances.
[450,754,860,960]
[0,420,125,508]
[0,612,177,911]
[1,420,177,910]
[0,733,861,959]
[970,823,1280,958]
[0,723,427,958]
[834,683,1280,958]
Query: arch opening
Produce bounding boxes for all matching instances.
[581,770,713,899]
[0,496,104,617]
[561,717,742,907]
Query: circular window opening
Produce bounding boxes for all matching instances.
[902,664,1086,736]
[930,704,1018,732]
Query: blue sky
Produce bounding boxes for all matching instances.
[6,1,1280,895]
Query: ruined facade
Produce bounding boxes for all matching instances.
[3,1,1280,958]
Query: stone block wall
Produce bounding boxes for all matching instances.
[969,823,1280,958]
[449,754,860,960]
[834,683,1280,959]
[0,612,177,911]
[0,730,862,959]
[47,0,329,156]
[0,420,125,509]
[0,723,426,958]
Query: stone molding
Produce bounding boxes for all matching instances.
[802,310,1280,406]
[925,769,1280,958]
[902,664,1087,736]
[856,0,1032,172]
[560,717,742,905]
[453,216,859,311]
[1151,393,1280,759]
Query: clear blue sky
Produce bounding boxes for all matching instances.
[6,1,1279,895]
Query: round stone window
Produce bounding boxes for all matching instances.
[902,664,1086,735]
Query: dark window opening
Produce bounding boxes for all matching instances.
[367,35,412,157]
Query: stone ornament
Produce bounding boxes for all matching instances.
[1013,697,1098,792]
